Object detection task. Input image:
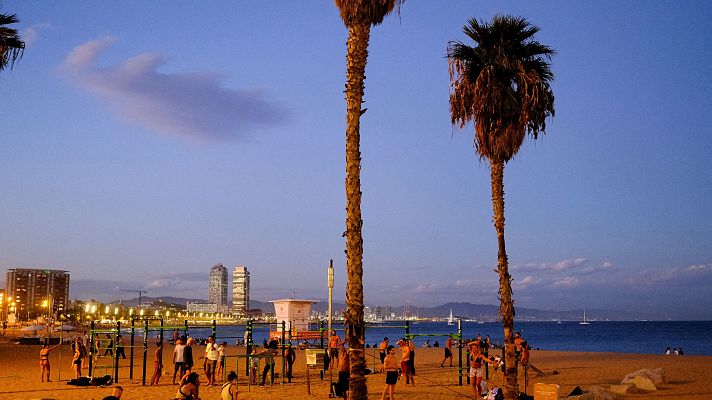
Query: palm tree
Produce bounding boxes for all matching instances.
[333,1,402,399]
[447,15,555,399]
[0,12,25,71]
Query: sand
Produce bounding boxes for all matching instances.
[1,334,711,400]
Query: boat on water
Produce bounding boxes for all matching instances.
[579,310,591,325]
[447,309,454,325]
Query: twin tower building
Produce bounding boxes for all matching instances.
[202,264,249,316]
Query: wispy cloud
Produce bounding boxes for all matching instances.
[144,272,206,290]
[516,275,542,289]
[630,263,712,286]
[512,258,588,272]
[62,37,289,142]
[551,276,580,288]
[22,22,52,46]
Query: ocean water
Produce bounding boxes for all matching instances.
[153,320,712,356]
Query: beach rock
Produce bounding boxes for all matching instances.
[623,375,657,391]
[565,387,614,400]
[609,383,638,395]
[588,386,616,400]
[622,368,667,385]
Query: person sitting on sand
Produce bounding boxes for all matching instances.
[175,371,201,400]
[102,385,123,400]
[381,345,398,400]
[39,340,61,382]
[221,371,238,400]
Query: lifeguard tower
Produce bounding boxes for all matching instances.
[269,299,323,342]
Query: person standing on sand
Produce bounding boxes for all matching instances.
[260,338,278,385]
[216,341,227,381]
[72,337,86,379]
[441,336,453,368]
[468,339,498,398]
[397,339,413,386]
[173,338,186,385]
[408,338,416,378]
[337,342,350,399]
[249,346,259,385]
[184,337,195,376]
[203,336,219,386]
[285,345,296,382]
[151,342,163,385]
[381,345,398,400]
[329,330,341,370]
[378,337,389,373]
[39,340,61,382]
[103,334,114,357]
[115,335,126,359]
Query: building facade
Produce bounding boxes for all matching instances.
[208,264,228,312]
[5,268,70,321]
[232,266,249,316]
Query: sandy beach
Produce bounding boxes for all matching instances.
[1,335,711,400]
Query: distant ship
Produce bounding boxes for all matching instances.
[579,310,591,325]
[447,309,455,325]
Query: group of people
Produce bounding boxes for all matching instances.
[664,346,685,355]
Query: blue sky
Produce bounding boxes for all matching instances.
[1,1,711,320]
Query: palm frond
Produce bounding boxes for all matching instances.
[447,15,555,162]
[0,12,25,70]
[334,0,404,27]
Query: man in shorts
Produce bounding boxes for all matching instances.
[204,335,219,386]
[328,331,341,370]
[378,337,389,372]
[172,338,185,385]
[441,336,453,367]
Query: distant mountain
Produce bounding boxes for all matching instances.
[108,296,204,308]
[111,296,637,321]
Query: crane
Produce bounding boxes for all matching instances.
[120,289,148,308]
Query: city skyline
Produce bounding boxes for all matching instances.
[1,2,711,320]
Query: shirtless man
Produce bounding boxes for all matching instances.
[378,337,389,373]
[328,331,341,369]
[398,339,413,386]
[440,336,453,367]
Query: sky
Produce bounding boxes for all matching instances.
[1,1,711,320]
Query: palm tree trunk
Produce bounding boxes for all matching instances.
[344,19,371,400]
[490,159,519,399]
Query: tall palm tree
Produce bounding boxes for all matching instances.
[333,1,402,399]
[447,15,555,400]
[0,12,24,71]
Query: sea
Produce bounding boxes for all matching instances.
[155,320,712,356]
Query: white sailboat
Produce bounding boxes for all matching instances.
[579,310,591,325]
[447,309,454,325]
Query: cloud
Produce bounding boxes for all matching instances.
[630,263,712,286]
[516,275,542,289]
[21,23,52,46]
[62,37,289,142]
[144,272,206,290]
[551,276,580,288]
[512,258,588,272]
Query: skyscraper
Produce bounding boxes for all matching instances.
[232,266,249,316]
[6,268,70,321]
[209,264,228,313]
